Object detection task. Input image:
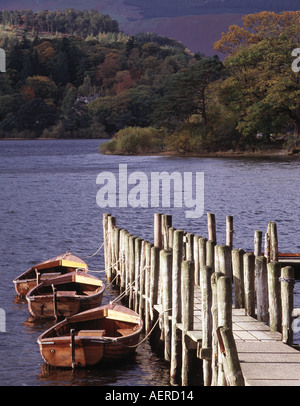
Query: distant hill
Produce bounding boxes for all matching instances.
[123,0,300,18]
[0,0,299,55]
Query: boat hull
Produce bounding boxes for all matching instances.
[39,333,140,368]
[13,253,88,297]
[26,271,105,319]
[27,291,104,319]
[37,304,143,368]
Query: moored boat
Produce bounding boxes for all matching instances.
[37,304,143,368]
[13,252,88,297]
[26,271,105,320]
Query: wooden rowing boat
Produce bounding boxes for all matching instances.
[37,304,143,368]
[26,271,105,320]
[13,252,88,297]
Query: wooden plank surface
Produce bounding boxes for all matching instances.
[188,286,300,386]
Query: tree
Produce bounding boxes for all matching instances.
[215,11,300,142]
[155,56,223,129]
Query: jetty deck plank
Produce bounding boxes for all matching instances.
[186,286,300,386]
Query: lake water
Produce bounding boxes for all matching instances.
[0,139,299,386]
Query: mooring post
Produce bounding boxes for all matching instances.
[281,266,295,345]
[170,230,184,385]
[270,221,278,262]
[149,246,160,322]
[217,276,244,386]
[211,271,222,386]
[243,252,255,317]
[102,213,111,278]
[199,236,207,278]
[186,233,194,262]
[218,245,232,278]
[160,249,172,362]
[112,226,120,280]
[255,256,269,323]
[207,212,217,243]
[139,240,147,318]
[128,235,136,310]
[134,237,142,313]
[217,276,245,386]
[181,260,194,386]
[206,240,215,271]
[119,229,127,293]
[145,242,153,334]
[254,230,263,257]
[193,235,200,285]
[200,265,213,386]
[267,261,282,332]
[154,213,162,248]
[106,215,116,282]
[232,248,244,308]
[162,214,172,249]
[226,215,234,249]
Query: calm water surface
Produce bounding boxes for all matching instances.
[0,139,299,386]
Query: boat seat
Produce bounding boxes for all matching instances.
[77,330,106,337]
[40,272,62,280]
[117,329,133,337]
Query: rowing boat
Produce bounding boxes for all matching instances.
[13,252,88,297]
[26,271,105,320]
[37,304,143,368]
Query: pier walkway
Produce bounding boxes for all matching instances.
[182,286,300,386]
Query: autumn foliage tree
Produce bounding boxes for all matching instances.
[214,11,300,143]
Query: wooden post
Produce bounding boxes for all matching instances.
[281,266,295,345]
[160,249,172,362]
[207,212,216,243]
[267,261,282,332]
[200,265,213,386]
[149,246,160,321]
[186,233,194,261]
[217,275,231,386]
[264,222,271,263]
[170,230,184,385]
[139,240,147,317]
[226,215,234,249]
[119,229,127,293]
[206,240,215,272]
[217,276,244,386]
[211,272,222,386]
[128,235,136,309]
[218,245,232,278]
[102,213,110,278]
[199,237,207,275]
[255,256,269,323]
[193,235,200,285]
[270,221,278,262]
[124,232,130,305]
[134,237,142,313]
[232,248,244,309]
[254,230,262,257]
[145,242,153,334]
[154,213,162,248]
[162,214,172,249]
[107,215,116,282]
[112,227,120,280]
[243,252,255,317]
[181,260,194,386]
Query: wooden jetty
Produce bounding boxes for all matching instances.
[102,212,300,386]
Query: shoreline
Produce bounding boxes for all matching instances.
[1,138,299,158]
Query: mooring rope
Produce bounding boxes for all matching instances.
[115,306,174,349]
